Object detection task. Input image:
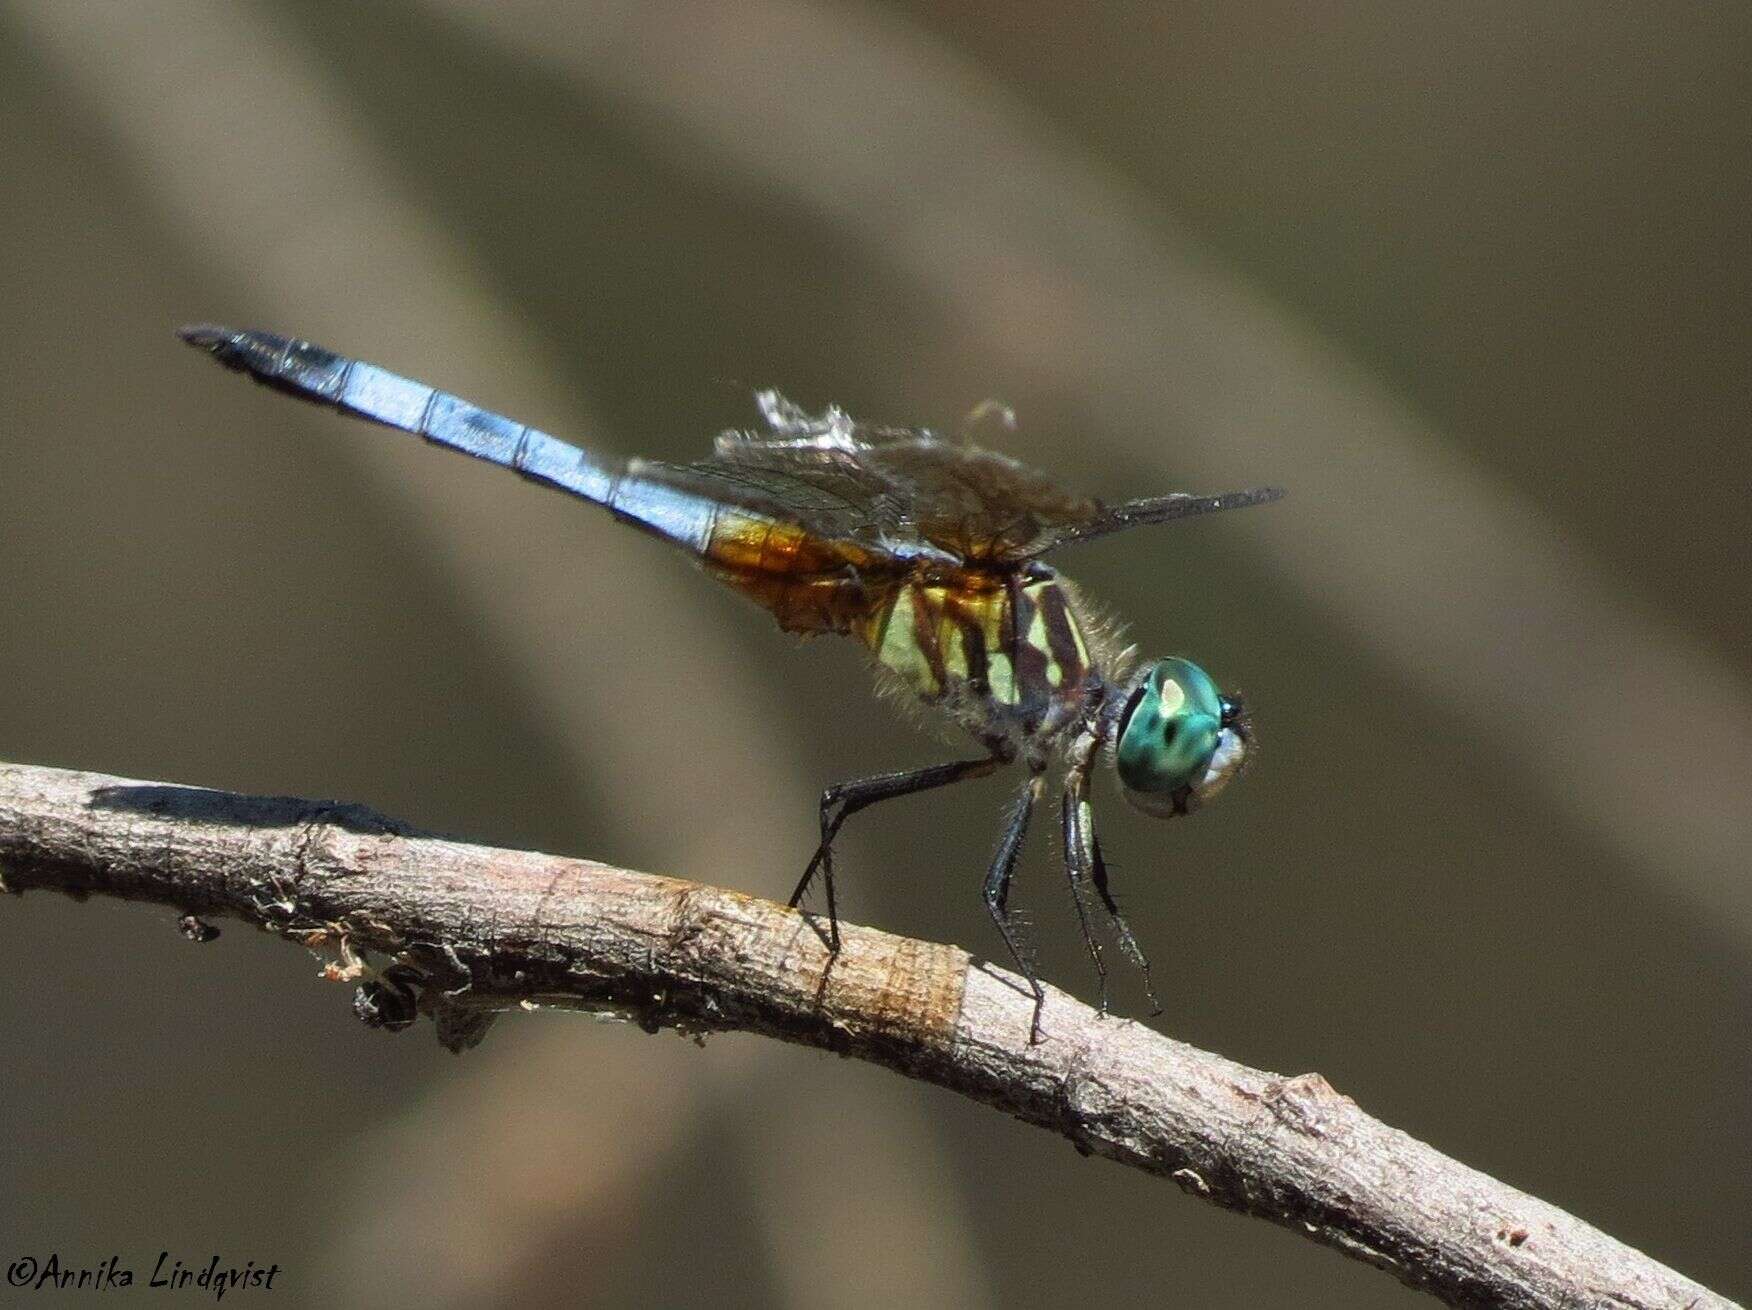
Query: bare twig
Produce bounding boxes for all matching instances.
[0,761,1734,1310]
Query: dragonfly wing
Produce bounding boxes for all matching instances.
[861,438,1101,563]
[650,447,898,544]
[713,396,1283,564]
[712,395,1097,564]
[1017,485,1287,556]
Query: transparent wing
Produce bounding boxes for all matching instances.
[641,390,907,546]
[1012,484,1286,556]
[702,391,1283,565]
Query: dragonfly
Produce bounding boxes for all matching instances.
[180,324,1283,1042]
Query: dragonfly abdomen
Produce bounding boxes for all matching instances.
[179,326,776,564]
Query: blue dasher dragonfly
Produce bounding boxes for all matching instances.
[180,325,1282,1041]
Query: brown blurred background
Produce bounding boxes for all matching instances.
[2,2,1747,1306]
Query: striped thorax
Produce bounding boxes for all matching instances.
[864,570,1097,742]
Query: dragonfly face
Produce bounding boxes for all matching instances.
[179,324,1282,1044]
[1111,656,1248,819]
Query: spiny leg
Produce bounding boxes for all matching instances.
[1061,776,1111,1016]
[1065,758,1161,1015]
[1089,830,1163,1016]
[984,771,1047,1044]
[789,755,1001,950]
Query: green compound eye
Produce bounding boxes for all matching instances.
[1116,657,1225,797]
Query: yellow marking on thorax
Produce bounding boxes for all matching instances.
[1024,605,1059,686]
[865,576,1096,731]
[1023,579,1090,691]
[875,585,940,696]
[986,651,1018,704]
[868,580,1049,710]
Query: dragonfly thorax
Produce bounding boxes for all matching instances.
[864,571,1099,744]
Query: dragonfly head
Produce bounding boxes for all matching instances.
[1110,657,1249,818]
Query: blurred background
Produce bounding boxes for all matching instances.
[2,2,1747,1306]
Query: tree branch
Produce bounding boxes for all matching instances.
[0,761,1733,1310]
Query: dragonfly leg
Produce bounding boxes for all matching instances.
[983,771,1047,1044]
[1088,830,1163,1016]
[788,755,1002,951]
[1061,778,1111,1016]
